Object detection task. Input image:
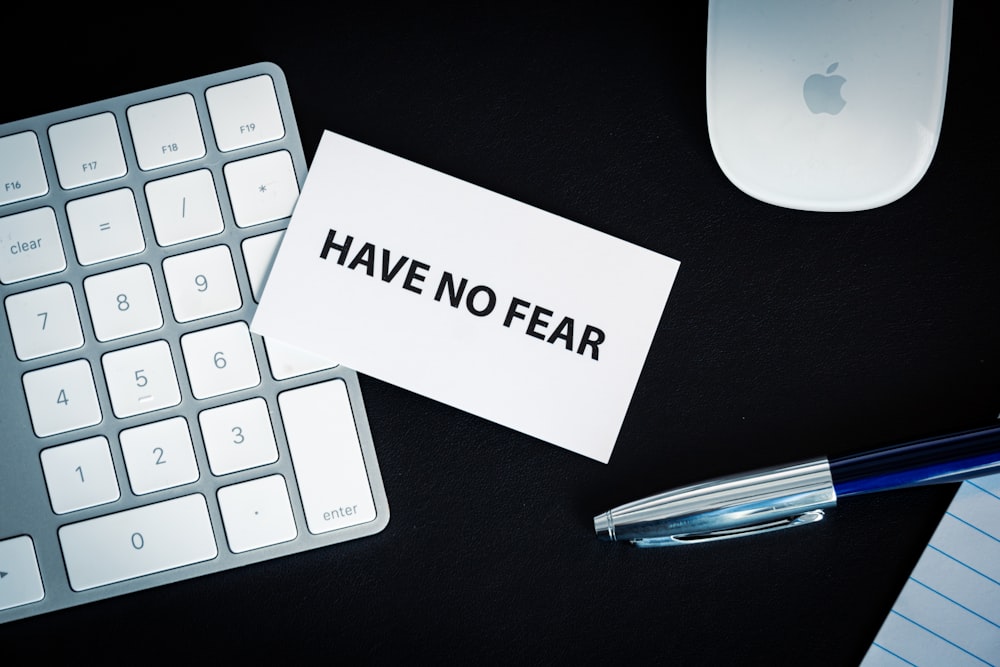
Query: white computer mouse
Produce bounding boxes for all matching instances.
[706,0,953,212]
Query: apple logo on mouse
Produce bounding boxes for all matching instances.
[803,62,847,115]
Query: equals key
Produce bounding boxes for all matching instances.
[66,188,145,266]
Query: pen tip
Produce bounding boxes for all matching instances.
[593,512,614,540]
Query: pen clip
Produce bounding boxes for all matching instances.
[631,508,826,548]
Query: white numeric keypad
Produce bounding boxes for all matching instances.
[0,64,387,624]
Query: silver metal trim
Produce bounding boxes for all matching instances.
[594,458,835,547]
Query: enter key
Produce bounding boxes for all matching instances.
[278,379,378,534]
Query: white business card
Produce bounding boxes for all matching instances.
[251,131,680,462]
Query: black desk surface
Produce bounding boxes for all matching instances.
[3,3,997,662]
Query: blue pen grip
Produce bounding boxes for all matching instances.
[830,424,1000,498]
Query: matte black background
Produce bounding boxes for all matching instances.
[2,2,996,663]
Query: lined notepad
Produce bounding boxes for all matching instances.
[860,473,1000,666]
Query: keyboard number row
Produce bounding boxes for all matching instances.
[39,399,274,517]
[36,378,367,515]
[4,247,242,358]
[22,322,259,437]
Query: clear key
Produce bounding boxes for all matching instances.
[0,207,66,285]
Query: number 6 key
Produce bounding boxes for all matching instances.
[180,321,260,399]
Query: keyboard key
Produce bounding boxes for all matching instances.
[5,282,84,360]
[0,207,66,285]
[84,263,163,341]
[40,436,120,514]
[217,475,297,553]
[67,188,145,265]
[198,397,278,475]
[102,340,182,418]
[22,359,102,437]
[120,417,199,495]
[181,321,260,399]
[48,112,127,189]
[58,494,218,591]
[0,537,44,612]
[0,131,48,206]
[146,169,224,247]
[224,150,298,227]
[240,230,284,302]
[162,245,242,323]
[206,74,285,151]
[264,337,336,380]
[279,379,377,534]
[126,93,206,170]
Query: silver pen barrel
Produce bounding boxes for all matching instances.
[594,458,836,547]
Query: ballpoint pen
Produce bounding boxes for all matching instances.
[594,423,1000,547]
